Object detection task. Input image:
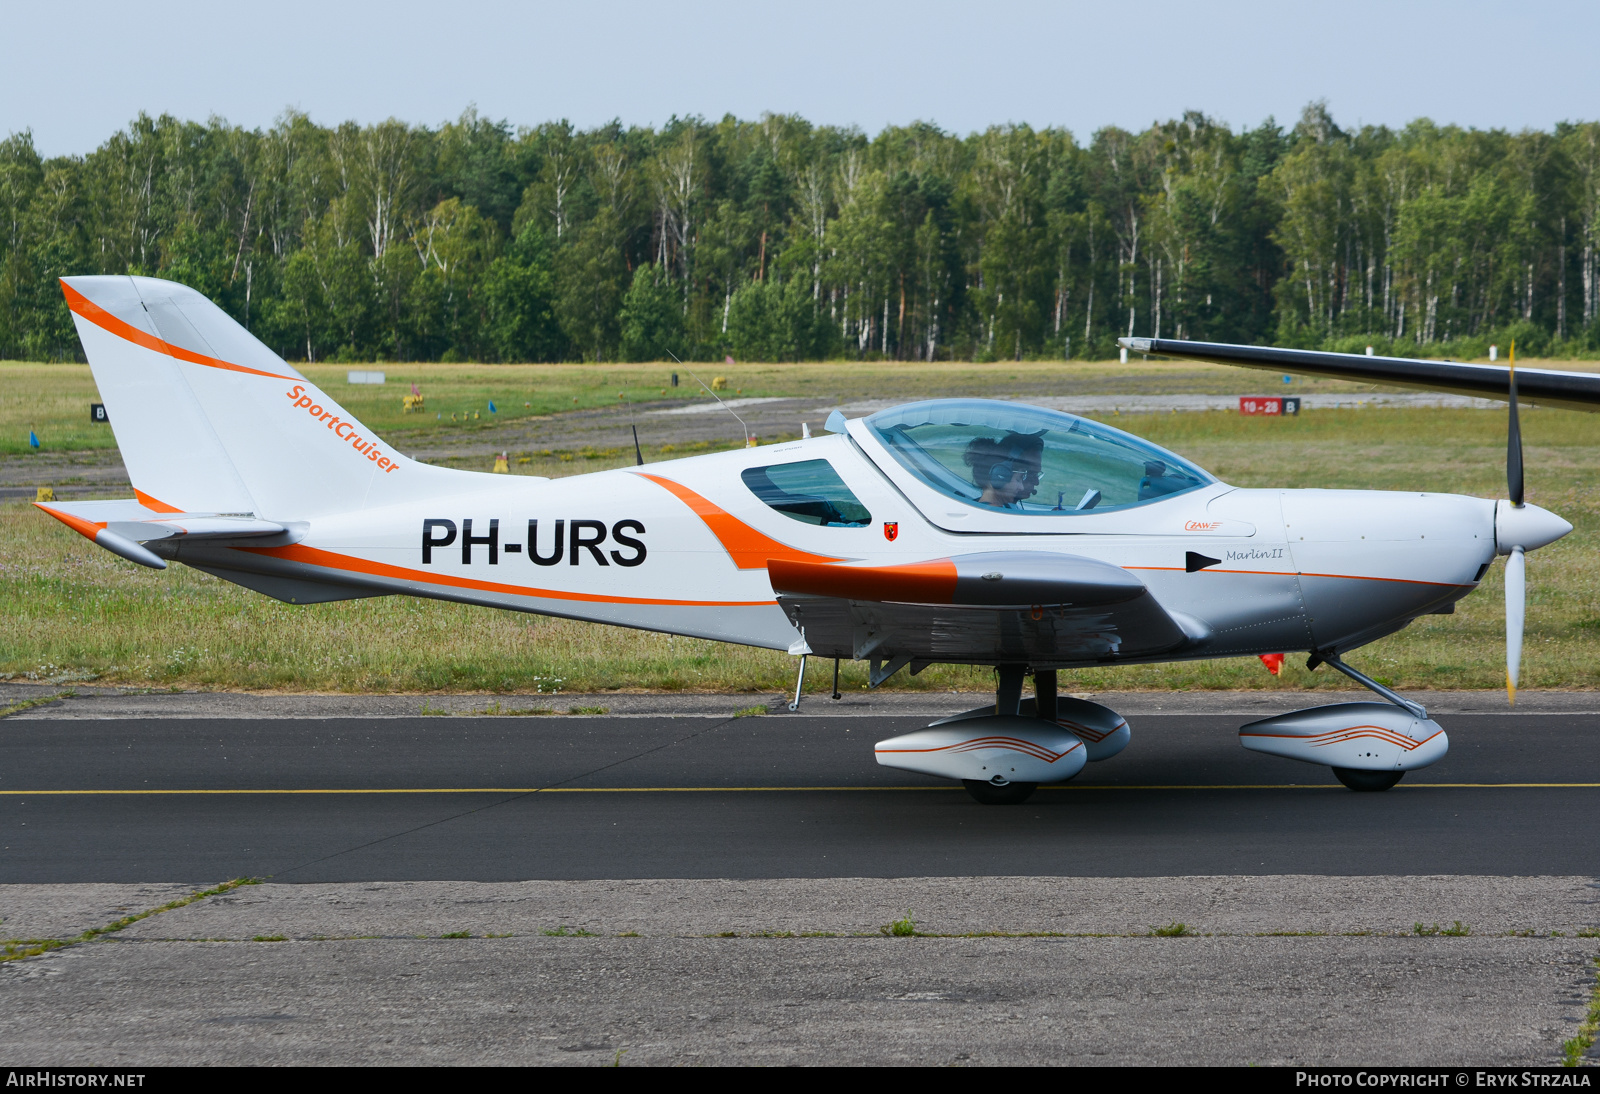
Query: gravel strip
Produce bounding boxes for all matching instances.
[4,684,1597,720]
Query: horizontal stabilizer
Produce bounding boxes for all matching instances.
[1119,336,1600,413]
[36,499,293,569]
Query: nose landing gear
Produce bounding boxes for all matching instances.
[1241,652,1446,793]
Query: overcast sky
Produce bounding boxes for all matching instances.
[6,0,1596,157]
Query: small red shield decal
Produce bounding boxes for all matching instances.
[883,521,899,541]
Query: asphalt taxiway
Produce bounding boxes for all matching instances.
[4,691,1598,883]
[3,690,1597,1066]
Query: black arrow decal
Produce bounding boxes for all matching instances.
[1186,551,1222,573]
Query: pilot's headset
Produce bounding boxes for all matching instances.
[989,444,1038,490]
[989,458,1022,490]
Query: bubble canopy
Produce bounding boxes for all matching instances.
[863,399,1214,515]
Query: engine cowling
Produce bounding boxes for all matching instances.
[874,715,1088,784]
[1239,702,1448,772]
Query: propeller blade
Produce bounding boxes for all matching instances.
[1507,340,1524,508]
[1505,544,1526,705]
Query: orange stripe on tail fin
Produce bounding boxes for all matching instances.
[60,280,295,382]
[133,489,184,514]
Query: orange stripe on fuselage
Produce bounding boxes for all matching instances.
[60,280,296,382]
[236,542,773,608]
[635,473,843,570]
[1127,565,1466,588]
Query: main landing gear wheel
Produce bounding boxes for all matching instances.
[1332,768,1405,792]
[963,779,1038,805]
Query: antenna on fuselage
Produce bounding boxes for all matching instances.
[618,382,645,466]
[665,350,752,448]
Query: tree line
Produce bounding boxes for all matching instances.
[2,102,1598,363]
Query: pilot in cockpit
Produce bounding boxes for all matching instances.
[964,432,1046,509]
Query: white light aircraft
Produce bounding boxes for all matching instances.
[34,276,1574,804]
[1119,334,1598,710]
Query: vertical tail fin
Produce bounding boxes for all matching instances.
[63,275,444,519]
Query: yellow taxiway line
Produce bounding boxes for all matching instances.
[2,783,1598,795]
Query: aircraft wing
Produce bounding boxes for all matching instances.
[769,552,1208,667]
[1118,337,1600,413]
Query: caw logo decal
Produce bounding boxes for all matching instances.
[883,521,899,542]
[421,518,646,567]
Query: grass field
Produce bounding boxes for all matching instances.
[3,385,1598,694]
[10,356,1600,457]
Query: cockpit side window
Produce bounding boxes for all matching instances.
[865,400,1212,515]
[741,459,872,527]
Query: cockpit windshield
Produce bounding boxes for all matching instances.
[864,400,1213,514]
